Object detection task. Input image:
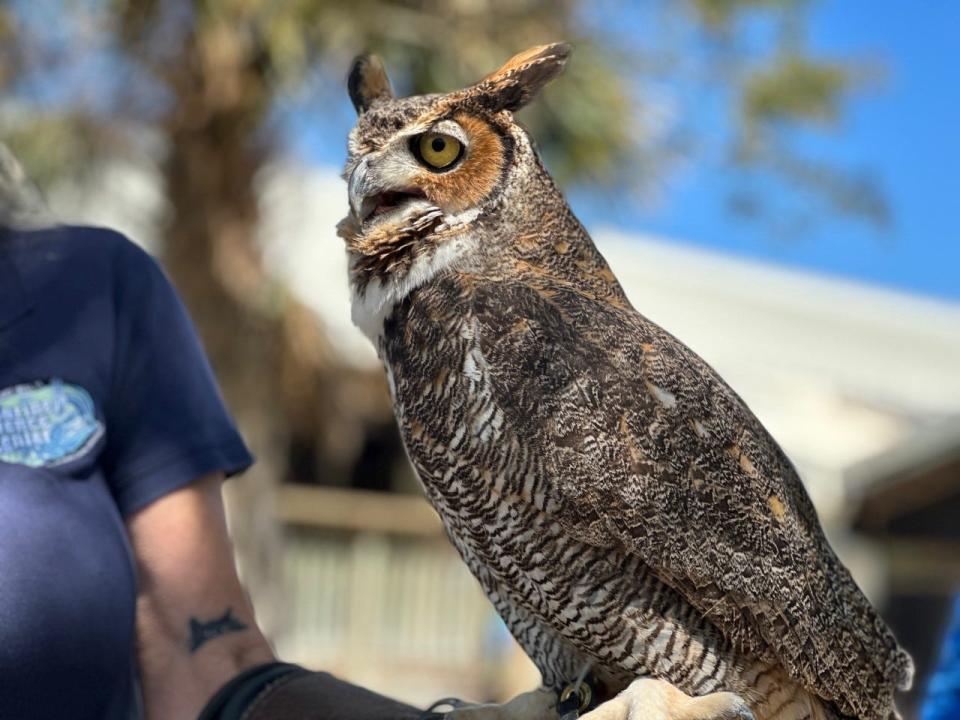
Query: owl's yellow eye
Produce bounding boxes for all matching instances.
[417,133,463,170]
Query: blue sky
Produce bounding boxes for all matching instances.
[290,2,958,302]
[618,2,960,302]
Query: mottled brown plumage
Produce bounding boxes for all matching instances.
[337,44,913,720]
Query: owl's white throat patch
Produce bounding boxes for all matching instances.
[350,228,478,347]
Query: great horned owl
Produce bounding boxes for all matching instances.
[337,44,913,720]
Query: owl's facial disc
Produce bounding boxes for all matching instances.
[345,116,494,240]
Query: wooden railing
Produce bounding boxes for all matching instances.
[270,484,539,707]
[277,483,445,536]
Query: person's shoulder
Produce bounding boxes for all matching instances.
[4,224,167,309]
[64,224,155,268]
[88,225,160,275]
[5,222,150,266]
[69,227,170,309]
[53,224,163,282]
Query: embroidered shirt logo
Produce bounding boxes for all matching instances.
[0,380,104,467]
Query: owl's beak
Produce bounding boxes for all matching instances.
[348,158,378,221]
[348,157,428,224]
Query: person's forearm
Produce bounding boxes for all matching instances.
[137,595,276,719]
[127,474,276,719]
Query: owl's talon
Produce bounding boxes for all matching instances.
[713,695,754,720]
[579,679,752,720]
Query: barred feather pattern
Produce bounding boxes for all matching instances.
[381,276,852,720]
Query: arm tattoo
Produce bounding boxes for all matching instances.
[188,607,248,653]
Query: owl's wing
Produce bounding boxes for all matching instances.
[470,279,912,720]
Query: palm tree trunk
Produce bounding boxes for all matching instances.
[159,23,286,637]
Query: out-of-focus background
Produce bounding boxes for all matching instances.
[2,0,958,715]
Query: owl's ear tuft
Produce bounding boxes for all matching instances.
[472,43,571,113]
[348,54,394,114]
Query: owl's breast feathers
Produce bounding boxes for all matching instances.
[382,254,912,720]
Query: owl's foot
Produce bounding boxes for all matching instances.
[439,688,558,720]
[579,678,753,720]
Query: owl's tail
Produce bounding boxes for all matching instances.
[783,687,906,720]
[747,667,842,720]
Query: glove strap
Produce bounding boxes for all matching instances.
[199,662,305,720]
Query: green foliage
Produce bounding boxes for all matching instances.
[743,55,850,129]
[684,0,885,229]
[1,117,98,189]
[692,0,797,30]
[2,0,887,228]
[61,0,640,190]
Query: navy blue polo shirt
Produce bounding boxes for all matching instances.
[0,225,253,719]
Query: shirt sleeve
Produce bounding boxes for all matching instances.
[100,235,253,516]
